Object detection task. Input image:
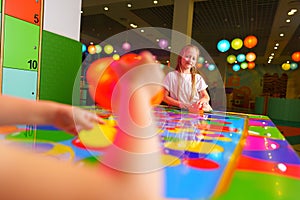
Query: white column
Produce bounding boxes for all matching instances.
[170,0,194,66]
[43,0,82,41]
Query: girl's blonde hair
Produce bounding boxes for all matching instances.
[175,44,200,101]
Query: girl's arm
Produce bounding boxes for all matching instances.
[197,89,212,111]
[162,88,189,109]
[199,89,210,104]
[0,95,102,134]
[0,51,167,200]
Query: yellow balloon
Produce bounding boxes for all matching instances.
[281,63,290,71]
[231,38,243,50]
[112,54,120,60]
[78,123,117,148]
[227,54,236,64]
[104,44,114,54]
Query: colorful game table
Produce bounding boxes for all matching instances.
[0,105,299,199]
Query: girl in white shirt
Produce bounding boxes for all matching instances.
[163,44,212,112]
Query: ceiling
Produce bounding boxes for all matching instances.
[80,0,300,65]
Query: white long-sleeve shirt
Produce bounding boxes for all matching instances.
[163,71,208,104]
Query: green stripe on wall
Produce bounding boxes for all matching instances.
[286,135,300,145]
[272,119,300,128]
[39,30,81,105]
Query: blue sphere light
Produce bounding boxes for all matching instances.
[208,64,216,71]
[232,64,240,72]
[237,54,246,62]
[82,44,87,52]
[217,39,230,52]
[290,62,298,70]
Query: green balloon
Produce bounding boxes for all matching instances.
[240,62,248,69]
[198,56,205,64]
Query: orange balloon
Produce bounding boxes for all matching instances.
[244,35,258,48]
[291,52,300,62]
[248,62,255,69]
[151,89,164,105]
[88,45,96,54]
[246,52,256,62]
[196,63,203,68]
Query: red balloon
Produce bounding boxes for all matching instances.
[117,53,141,64]
[248,62,255,69]
[86,53,163,110]
[119,53,164,106]
[244,35,258,49]
[291,52,300,62]
[86,57,118,110]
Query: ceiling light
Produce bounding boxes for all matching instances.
[291,8,297,13]
[275,43,279,46]
[104,6,109,11]
[153,0,158,5]
[279,33,284,37]
[274,46,278,49]
[140,29,144,32]
[81,10,83,14]
[287,8,297,16]
[286,19,291,23]
[127,3,132,8]
[130,23,138,28]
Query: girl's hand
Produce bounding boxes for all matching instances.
[179,102,190,109]
[52,105,104,135]
[197,100,208,109]
[197,100,213,112]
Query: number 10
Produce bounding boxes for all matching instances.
[28,60,38,69]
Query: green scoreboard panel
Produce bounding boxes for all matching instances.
[3,15,40,71]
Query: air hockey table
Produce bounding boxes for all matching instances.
[0,105,299,200]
